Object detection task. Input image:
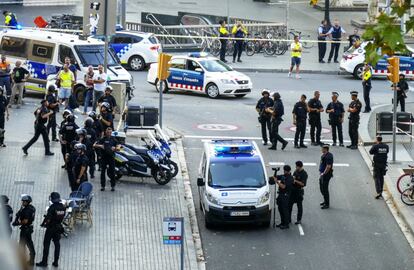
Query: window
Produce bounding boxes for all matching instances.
[32,44,53,60]
[148,35,158,44]
[187,60,201,71]
[74,45,118,67]
[132,36,143,43]
[59,45,76,64]
[170,58,185,69]
[0,36,28,58]
[199,60,232,72]
[112,36,133,44]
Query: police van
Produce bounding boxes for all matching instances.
[0,29,133,103]
[147,53,252,98]
[197,140,272,228]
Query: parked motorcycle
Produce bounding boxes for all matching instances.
[153,124,179,178]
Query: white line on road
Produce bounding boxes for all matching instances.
[268,162,349,167]
[298,224,305,236]
[334,163,350,167]
[185,135,351,144]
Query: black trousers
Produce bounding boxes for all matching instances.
[101,156,115,188]
[289,192,304,222]
[363,85,371,111]
[23,124,50,153]
[270,119,287,148]
[373,166,386,194]
[233,41,243,61]
[67,165,76,191]
[260,118,272,143]
[328,41,340,62]
[277,194,290,226]
[41,227,61,264]
[47,113,57,140]
[397,96,406,112]
[20,227,35,262]
[330,121,343,144]
[319,174,332,206]
[294,120,306,146]
[309,118,322,143]
[88,152,96,177]
[349,118,359,146]
[220,40,227,61]
[0,113,5,145]
[318,41,326,61]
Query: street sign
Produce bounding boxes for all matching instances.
[83,0,116,36]
[162,217,183,245]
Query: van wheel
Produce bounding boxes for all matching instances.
[206,83,220,99]
[74,85,86,104]
[155,79,169,93]
[129,55,146,71]
[353,64,364,79]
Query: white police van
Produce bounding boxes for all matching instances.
[197,140,272,228]
[147,53,252,98]
[0,29,133,103]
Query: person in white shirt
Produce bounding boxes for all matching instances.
[93,64,107,112]
[289,36,302,79]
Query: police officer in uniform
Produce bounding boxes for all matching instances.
[327,19,346,63]
[94,127,120,191]
[369,136,389,199]
[326,92,345,146]
[396,74,408,112]
[289,161,308,225]
[0,86,10,147]
[78,127,95,178]
[72,143,89,191]
[36,192,66,268]
[65,140,79,190]
[12,194,36,265]
[292,94,308,148]
[59,114,79,161]
[97,86,117,114]
[99,102,114,130]
[1,195,13,236]
[266,92,288,150]
[319,145,334,209]
[347,91,362,149]
[88,111,103,139]
[22,100,55,156]
[273,165,293,229]
[318,20,330,63]
[46,85,60,142]
[362,64,372,113]
[256,89,274,145]
[218,20,229,62]
[308,91,324,146]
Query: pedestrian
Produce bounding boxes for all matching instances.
[0,56,11,103]
[308,90,324,146]
[11,60,30,108]
[46,85,60,142]
[36,192,66,268]
[83,65,96,115]
[22,100,55,156]
[77,127,95,178]
[289,36,302,79]
[274,165,293,229]
[1,195,13,236]
[99,102,114,130]
[327,19,346,63]
[317,20,330,63]
[93,65,107,112]
[256,89,274,145]
[12,194,36,266]
[94,127,120,191]
[0,86,10,147]
[396,74,408,112]
[57,64,75,107]
[98,86,117,114]
[231,21,247,63]
[266,92,288,150]
[3,11,18,28]
[218,20,229,63]
[59,114,79,162]
[348,28,360,48]
[326,92,345,147]
[347,91,362,149]
[61,56,77,80]
[362,63,372,113]
[319,145,334,209]
[71,143,89,191]
[292,94,308,148]
[369,136,389,199]
[289,161,308,225]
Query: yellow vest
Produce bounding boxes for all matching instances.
[291,42,302,58]
[59,71,74,88]
[363,69,371,81]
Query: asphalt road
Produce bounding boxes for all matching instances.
[130,71,414,270]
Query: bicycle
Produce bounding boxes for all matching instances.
[400,167,414,205]
[288,29,314,49]
[396,165,414,194]
[199,29,221,57]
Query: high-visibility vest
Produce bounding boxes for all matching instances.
[291,42,302,58]
[59,71,74,88]
[363,69,372,81]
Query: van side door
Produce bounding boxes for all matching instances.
[27,41,56,83]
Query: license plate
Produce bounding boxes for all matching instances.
[240,85,248,89]
[230,211,250,217]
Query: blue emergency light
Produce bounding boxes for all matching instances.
[214,144,254,155]
[188,52,208,58]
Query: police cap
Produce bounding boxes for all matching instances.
[332,92,339,97]
[283,165,291,172]
[261,89,270,96]
[272,92,281,99]
[74,143,86,151]
[50,192,61,203]
[105,86,113,92]
[76,128,87,136]
[1,195,9,204]
[350,91,358,96]
[21,194,32,203]
[321,144,330,150]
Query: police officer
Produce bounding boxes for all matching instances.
[362,63,372,113]
[36,192,66,268]
[97,86,117,114]
[327,19,346,63]
[3,11,18,28]
[0,86,10,147]
[308,90,324,146]
[22,100,55,156]
[318,20,330,63]
[319,145,334,209]
[347,91,362,150]
[94,127,120,191]
[12,194,36,265]
[369,136,389,199]
[292,94,308,148]
[274,165,293,229]
[1,195,13,236]
[289,161,308,225]
[88,111,103,139]
[99,102,114,130]
[326,92,345,146]
[396,73,408,112]
[59,113,79,160]
[59,110,73,168]
[231,21,247,63]
[72,142,89,191]
[65,140,79,190]
[266,92,288,150]
[218,20,229,62]
[256,89,274,145]
[78,126,96,178]
[46,85,60,142]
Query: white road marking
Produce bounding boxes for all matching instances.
[185,135,351,143]
[269,162,350,167]
[298,224,305,236]
[303,162,317,166]
[334,163,350,167]
[268,162,285,166]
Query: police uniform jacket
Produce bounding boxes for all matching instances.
[326,101,344,123]
[397,80,408,98]
[256,97,274,120]
[276,174,293,195]
[292,169,308,196]
[73,153,89,182]
[272,99,285,121]
[98,94,117,111]
[319,152,334,175]
[42,203,65,229]
[292,101,308,121]
[0,95,8,115]
[35,106,49,126]
[16,205,35,229]
[308,98,323,121]
[60,122,79,142]
[369,143,389,168]
[46,93,59,113]
[348,99,362,120]
[97,136,118,158]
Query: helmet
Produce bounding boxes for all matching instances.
[76,128,87,136]
[1,195,9,204]
[272,92,281,99]
[84,117,94,128]
[66,114,75,123]
[88,111,97,119]
[21,194,32,203]
[261,89,270,96]
[63,109,72,118]
[101,102,110,110]
[47,85,56,92]
[105,86,113,92]
[74,143,86,151]
[70,140,79,149]
[49,192,61,203]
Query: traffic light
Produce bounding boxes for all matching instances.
[157,53,172,81]
[310,0,318,6]
[387,57,400,83]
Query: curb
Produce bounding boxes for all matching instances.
[234,67,346,75]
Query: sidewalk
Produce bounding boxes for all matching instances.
[1,98,200,270]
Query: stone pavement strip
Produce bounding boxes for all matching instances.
[1,101,199,270]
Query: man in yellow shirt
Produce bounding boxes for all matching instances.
[289,36,302,79]
[218,20,229,63]
[362,63,372,113]
[58,64,75,106]
[231,21,247,63]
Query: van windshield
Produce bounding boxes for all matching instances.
[208,160,265,188]
[74,45,119,67]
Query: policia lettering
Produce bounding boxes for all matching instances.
[369,136,389,199]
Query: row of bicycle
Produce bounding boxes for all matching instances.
[396,165,414,205]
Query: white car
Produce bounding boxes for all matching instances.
[110,31,161,71]
[147,53,252,98]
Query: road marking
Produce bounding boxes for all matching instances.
[334,163,350,167]
[185,135,351,143]
[303,162,317,166]
[268,162,285,166]
[268,162,350,167]
[196,124,239,131]
[298,224,305,236]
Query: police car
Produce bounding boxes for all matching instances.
[340,42,414,79]
[197,140,272,228]
[110,31,161,71]
[147,53,252,98]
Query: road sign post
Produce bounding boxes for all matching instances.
[386,57,400,162]
[157,53,172,128]
[163,217,184,270]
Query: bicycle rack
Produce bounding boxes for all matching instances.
[145,13,181,48]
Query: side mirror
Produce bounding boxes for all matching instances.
[197,177,205,187]
[195,68,204,73]
[268,177,275,185]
